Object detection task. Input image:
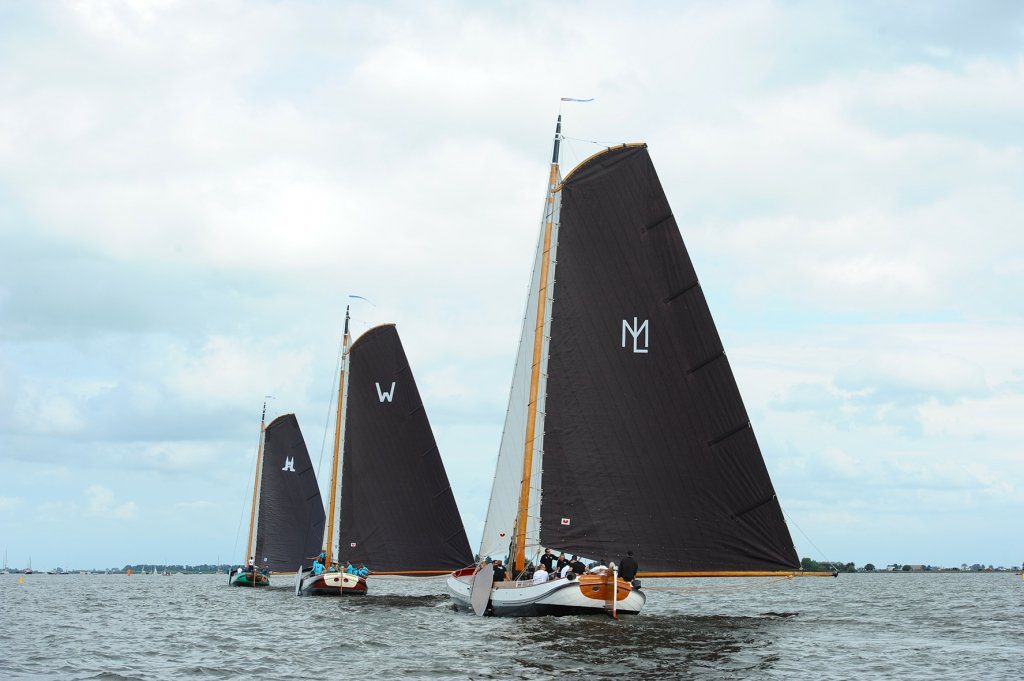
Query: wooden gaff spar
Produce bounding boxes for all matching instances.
[230,403,326,587]
[447,115,835,617]
[296,308,474,596]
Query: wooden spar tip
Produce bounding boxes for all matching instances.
[551,114,562,165]
[636,570,839,579]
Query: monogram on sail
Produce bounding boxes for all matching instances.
[447,115,834,617]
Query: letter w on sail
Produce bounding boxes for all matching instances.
[622,318,649,353]
[282,457,295,472]
[375,382,396,403]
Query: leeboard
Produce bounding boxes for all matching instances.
[470,564,494,616]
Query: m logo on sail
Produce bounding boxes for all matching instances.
[282,456,295,472]
[376,381,396,403]
[622,317,649,353]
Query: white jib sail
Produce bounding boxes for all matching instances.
[479,176,561,563]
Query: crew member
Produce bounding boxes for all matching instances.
[619,551,639,582]
[539,549,555,574]
[532,563,550,584]
[492,559,509,583]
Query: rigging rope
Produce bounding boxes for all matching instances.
[316,334,345,480]
[780,505,840,571]
[230,411,264,565]
[560,134,614,149]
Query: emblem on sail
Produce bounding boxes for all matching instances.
[622,317,649,353]
[375,381,396,403]
[282,456,295,472]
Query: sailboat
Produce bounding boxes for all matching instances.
[296,308,474,596]
[2,549,8,575]
[231,402,327,587]
[447,115,835,617]
[24,557,33,575]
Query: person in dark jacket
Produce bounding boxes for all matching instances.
[619,551,638,581]
[539,549,555,574]
[570,556,586,575]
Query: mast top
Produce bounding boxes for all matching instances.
[344,305,351,336]
[551,114,562,165]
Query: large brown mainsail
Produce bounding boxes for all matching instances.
[337,324,473,573]
[537,144,800,572]
[254,414,326,572]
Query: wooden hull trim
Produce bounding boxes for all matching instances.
[446,571,645,617]
[297,570,367,596]
[228,571,269,587]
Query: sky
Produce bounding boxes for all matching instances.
[0,0,1022,571]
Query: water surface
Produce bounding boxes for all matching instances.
[1,572,1020,679]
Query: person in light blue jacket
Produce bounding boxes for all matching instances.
[355,563,370,578]
[311,557,325,576]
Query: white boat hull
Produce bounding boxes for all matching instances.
[447,569,645,617]
[296,569,367,596]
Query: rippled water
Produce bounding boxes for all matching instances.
[1,572,1021,679]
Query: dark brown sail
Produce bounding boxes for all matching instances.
[538,144,799,572]
[254,414,326,572]
[337,325,473,573]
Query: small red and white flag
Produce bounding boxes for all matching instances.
[561,518,571,526]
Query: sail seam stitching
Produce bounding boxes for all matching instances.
[708,421,751,447]
[664,280,700,303]
[732,495,776,520]
[644,212,674,232]
[687,350,726,375]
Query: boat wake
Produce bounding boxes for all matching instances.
[341,594,449,609]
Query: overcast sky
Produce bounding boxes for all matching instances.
[1,1,1021,571]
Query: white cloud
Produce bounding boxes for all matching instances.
[174,500,215,511]
[919,393,1024,441]
[164,336,313,409]
[85,484,138,520]
[0,495,24,511]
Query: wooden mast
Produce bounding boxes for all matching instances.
[324,305,351,568]
[244,399,269,566]
[512,115,562,575]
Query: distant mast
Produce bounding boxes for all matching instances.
[244,399,269,566]
[323,305,352,568]
[511,115,562,575]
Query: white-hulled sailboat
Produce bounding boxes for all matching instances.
[296,306,474,596]
[447,115,834,617]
